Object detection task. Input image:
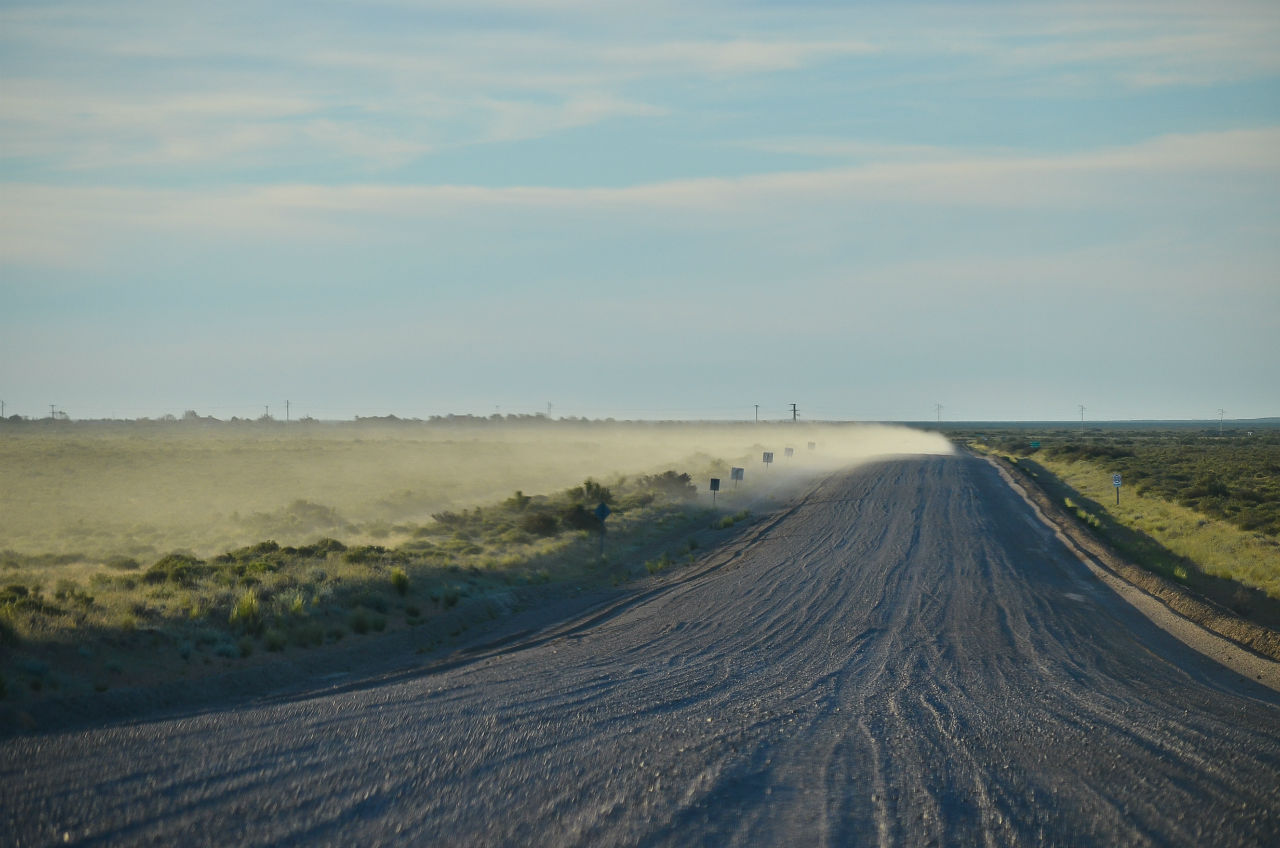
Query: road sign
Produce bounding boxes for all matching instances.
[730,467,744,481]
[709,478,720,492]
[784,447,794,458]
[1113,474,1122,487]
[594,502,610,558]
[762,451,773,464]
[807,442,816,451]
[1030,441,1041,449]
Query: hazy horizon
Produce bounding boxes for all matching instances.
[3,2,1278,422]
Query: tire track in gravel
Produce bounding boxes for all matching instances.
[3,454,1279,846]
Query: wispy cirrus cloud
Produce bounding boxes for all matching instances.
[5,127,1276,270]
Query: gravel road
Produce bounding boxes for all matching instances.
[4,454,1279,846]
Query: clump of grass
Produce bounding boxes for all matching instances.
[713,510,750,530]
[229,589,261,634]
[390,567,410,596]
[646,552,674,574]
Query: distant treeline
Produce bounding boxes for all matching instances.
[0,412,833,428]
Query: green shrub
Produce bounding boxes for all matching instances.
[562,504,602,532]
[264,628,287,652]
[350,607,372,634]
[291,622,325,647]
[344,545,388,564]
[520,511,559,536]
[296,538,347,558]
[0,615,17,647]
[639,471,696,499]
[390,567,410,596]
[145,553,210,587]
[504,491,532,511]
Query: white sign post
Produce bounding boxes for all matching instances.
[1113,473,1122,505]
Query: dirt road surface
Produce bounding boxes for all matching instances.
[4,454,1279,846]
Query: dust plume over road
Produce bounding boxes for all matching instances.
[0,420,949,560]
[4,453,1277,846]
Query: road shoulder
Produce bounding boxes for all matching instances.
[982,451,1280,693]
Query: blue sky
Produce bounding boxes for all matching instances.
[2,0,1278,421]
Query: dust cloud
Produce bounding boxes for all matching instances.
[0,421,952,562]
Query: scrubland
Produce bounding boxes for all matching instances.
[969,427,1280,608]
[0,418,950,705]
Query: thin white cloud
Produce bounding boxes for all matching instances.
[4,128,1276,268]
[597,38,878,75]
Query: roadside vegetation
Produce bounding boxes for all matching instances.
[963,426,1280,608]
[0,469,748,702]
[0,417,949,709]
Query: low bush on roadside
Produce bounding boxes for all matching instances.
[2,465,731,700]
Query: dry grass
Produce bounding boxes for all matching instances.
[1036,457,1280,598]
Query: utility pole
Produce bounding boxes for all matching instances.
[286,400,290,423]
[754,404,759,423]
[547,402,553,419]
[1079,404,1086,436]
[1218,408,1225,436]
[50,404,56,420]
[1,400,5,419]
[264,405,269,420]
[935,403,943,424]
[790,403,798,423]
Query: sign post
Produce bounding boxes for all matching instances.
[730,467,744,488]
[709,477,720,505]
[1113,473,1122,506]
[762,451,773,471]
[595,501,611,558]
